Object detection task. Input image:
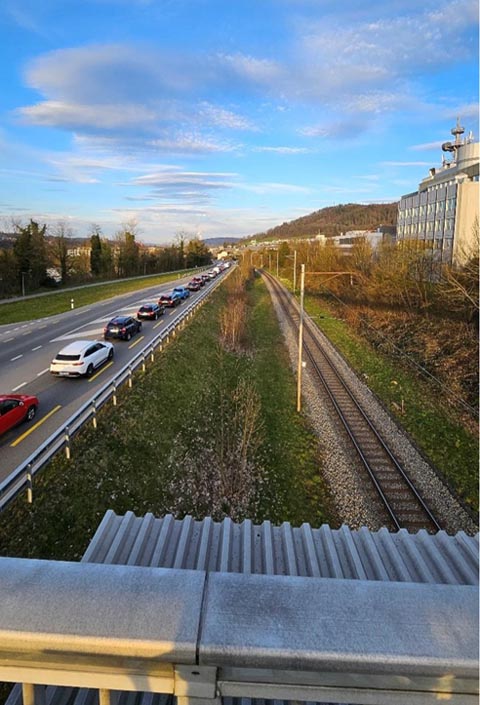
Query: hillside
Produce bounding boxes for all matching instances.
[253,202,398,241]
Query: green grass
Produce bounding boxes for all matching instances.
[304,294,479,514]
[0,269,201,325]
[0,275,336,562]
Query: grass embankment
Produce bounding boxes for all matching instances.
[0,273,336,561]
[0,270,199,325]
[302,293,479,514]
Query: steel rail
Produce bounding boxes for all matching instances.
[0,269,233,512]
[263,270,441,532]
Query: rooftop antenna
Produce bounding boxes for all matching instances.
[451,116,464,147]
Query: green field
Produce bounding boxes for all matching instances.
[0,273,336,561]
[302,293,479,514]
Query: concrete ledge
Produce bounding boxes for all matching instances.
[0,557,478,701]
[0,557,205,662]
[200,572,478,677]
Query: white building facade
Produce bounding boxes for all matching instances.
[396,120,479,267]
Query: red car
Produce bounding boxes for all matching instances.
[0,394,39,436]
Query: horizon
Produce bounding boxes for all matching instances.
[0,0,477,245]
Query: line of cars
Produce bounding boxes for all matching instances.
[2,266,230,437]
[48,273,220,379]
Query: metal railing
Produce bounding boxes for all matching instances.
[0,270,232,512]
[1,557,478,705]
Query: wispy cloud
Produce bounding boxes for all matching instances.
[409,141,444,152]
[381,161,433,167]
[253,146,311,154]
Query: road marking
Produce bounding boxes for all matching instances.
[153,320,163,329]
[37,368,49,376]
[32,345,42,351]
[88,360,114,382]
[10,354,23,361]
[38,325,47,329]
[22,331,30,336]
[128,335,144,349]
[4,337,14,342]
[11,405,62,447]
[12,382,27,391]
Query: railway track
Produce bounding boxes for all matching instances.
[263,270,442,533]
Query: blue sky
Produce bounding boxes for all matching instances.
[0,0,478,244]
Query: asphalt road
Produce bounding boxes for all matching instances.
[0,272,213,484]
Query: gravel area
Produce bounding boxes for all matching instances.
[264,274,478,535]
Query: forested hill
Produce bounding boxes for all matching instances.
[253,202,398,240]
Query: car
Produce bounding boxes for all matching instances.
[173,286,190,299]
[50,340,114,377]
[187,280,201,292]
[0,394,39,436]
[137,303,165,320]
[104,316,142,341]
[192,276,205,287]
[200,274,210,285]
[159,291,182,307]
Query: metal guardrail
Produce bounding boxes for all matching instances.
[1,557,478,705]
[0,270,232,512]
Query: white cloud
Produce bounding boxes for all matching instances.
[17,100,157,130]
[409,141,444,152]
[253,146,311,154]
[239,182,312,195]
[198,102,255,131]
[149,133,239,154]
[381,161,433,167]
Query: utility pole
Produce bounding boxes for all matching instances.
[293,250,297,294]
[276,249,279,277]
[296,263,305,412]
[269,253,271,270]
[21,271,26,297]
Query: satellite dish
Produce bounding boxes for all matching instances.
[442,141,455,152]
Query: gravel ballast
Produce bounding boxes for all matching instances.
[263,274,478,535]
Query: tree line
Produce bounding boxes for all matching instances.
[0,220,212,297]
[254,222,479,323]
[253,202,398,241]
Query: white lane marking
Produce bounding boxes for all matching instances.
[12,382,27,391]
[4,337,14,342]
[22,331,31,336]
[10,354,23,361]
[38,325,47,329]
[50,327,103,342]
[32,345,42,351]
[37,368,49,377]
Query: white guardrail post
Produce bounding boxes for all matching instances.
[0,267,235,512]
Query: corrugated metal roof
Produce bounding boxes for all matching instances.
[82,511,478,585]
[5,513,478,705]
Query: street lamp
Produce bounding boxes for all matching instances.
[296,263,305,412]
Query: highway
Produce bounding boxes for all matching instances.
[0,273,212,483]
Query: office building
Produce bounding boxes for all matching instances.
[397,119,479,267]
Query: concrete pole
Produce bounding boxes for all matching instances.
[293,250,297,294]
[296,264,305,412]
[276,250,279,277]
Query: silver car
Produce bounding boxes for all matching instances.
[50,340,114,378]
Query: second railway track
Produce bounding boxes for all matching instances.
[263,270,442,533]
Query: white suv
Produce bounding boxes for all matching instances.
[50,340,114,378]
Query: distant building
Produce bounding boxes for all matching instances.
[396,119,479,267]
[316,225,396,252]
